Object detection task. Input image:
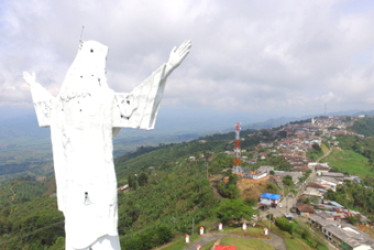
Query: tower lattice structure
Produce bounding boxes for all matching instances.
[232,122,243,174]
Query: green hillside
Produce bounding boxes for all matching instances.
[322,149,371,178]
[329,135,374,182]
[351,117,374,136]
[0,128,266,249]
[0,123,361,250]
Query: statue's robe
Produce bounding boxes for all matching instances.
[29,41,168,249]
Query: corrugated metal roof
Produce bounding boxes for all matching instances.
[260,193,282,200]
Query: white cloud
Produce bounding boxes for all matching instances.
[1,0,374,119]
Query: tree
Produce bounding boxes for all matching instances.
[282,175,293,187]
[215,199,254,223]
[275,217,294,234]
[217,174,240,199]
[265,183,278,193]
[347,215,361,225]
[151,225,173,245]
[138,172,148,186]
[217,182,239,199]
[127,174,137,190]
[0,216,11,234]
[49,237,65,250]
[312,143,322,152]
[228,174,238,185]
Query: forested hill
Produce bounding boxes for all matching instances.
[114,128,263,179]
[0,127,272,249]
[351,117,374,136]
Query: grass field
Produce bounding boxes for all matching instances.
[160,222,328,250]
[322,149,372,178]
[158,234,199,250]
[321,143,330,154]
[201,240,216,250]
[219,237,273,250]
[284,238,314,250]
[267,223,325,250]
[220,227,268,238]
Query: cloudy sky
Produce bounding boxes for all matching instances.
[1,0,374,128]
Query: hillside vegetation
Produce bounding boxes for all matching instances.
[0,129,266,249]
[321,126,374,219]
[2,117,374,249]
[351,117,374,136]
[327,135,374,182]
[322,149,370,178]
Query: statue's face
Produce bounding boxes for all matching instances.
[74,40,109,76]
[60,41,109,96]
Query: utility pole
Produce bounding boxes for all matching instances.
[206,162,209,179]
[191,217,195,236]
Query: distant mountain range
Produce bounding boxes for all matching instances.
[0,106,373,181]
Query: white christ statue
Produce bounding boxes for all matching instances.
[23,40,191,250]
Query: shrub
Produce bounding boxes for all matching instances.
[152,225,173,245]
[121,225,173,250]
[216,199,254,223]
[275,217,294,234]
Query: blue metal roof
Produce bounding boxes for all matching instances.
[260,193,282,200]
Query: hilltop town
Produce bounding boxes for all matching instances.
[221,116,374,249]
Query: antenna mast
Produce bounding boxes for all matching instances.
[79,26,85,43]
[232,122,242,174]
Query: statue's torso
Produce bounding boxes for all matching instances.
[51,87,118,248]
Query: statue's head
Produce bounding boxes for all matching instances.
[60,40,110,98]
[76,40,108,73]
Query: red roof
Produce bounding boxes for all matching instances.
[215,246,237,250]
[307,182,325,189]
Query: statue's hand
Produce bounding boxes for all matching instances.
[167,40,192,70]
[23,71,37,87]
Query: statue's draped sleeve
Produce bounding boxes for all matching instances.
[112,64,167,132]
[30,82,55,127]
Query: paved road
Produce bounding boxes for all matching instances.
[260,148,329,219]
[184,231,286,250]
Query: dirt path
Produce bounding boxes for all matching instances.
[209,175,224,200]
[8,181,18,216]
[184,231,286,250]
[316,147,333,163]
[10,182,16,202]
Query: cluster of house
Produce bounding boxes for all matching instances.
[290,163,372,249]
[301,163,344,201]
[228,116,367,186]
[230,116,374,247]
[256,163,373,248]
[297,163,366,218]
[234,117,349,181]
[308,212,374,250]
[225,116,368,185]
[240,165,304,186]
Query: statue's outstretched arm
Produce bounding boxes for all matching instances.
[164,40,192,78]
[23,72,55,127]
[112,41,191,133]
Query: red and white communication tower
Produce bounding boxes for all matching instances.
[232,122,243,174]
